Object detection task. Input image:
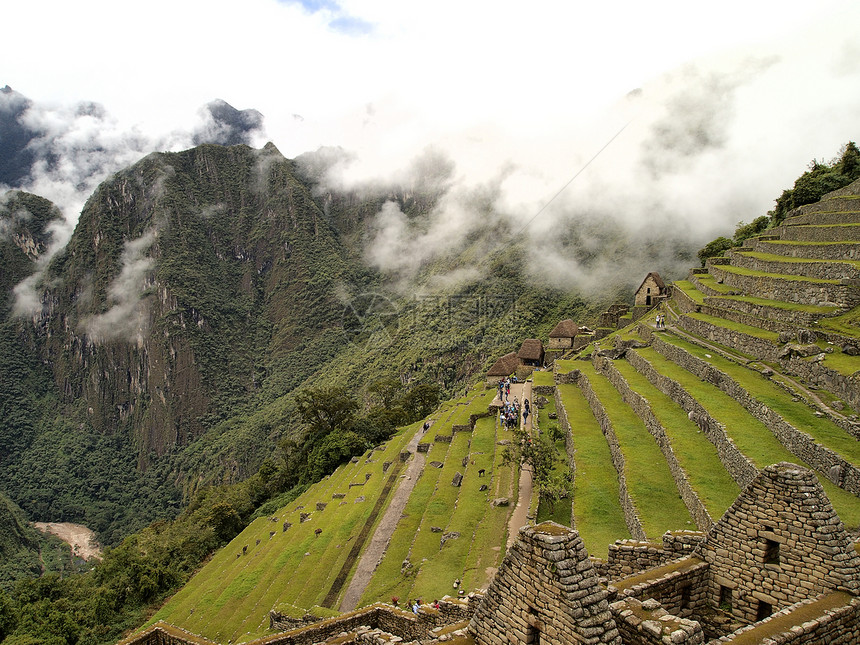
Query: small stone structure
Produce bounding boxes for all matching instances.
[486,351,520,383]
[517,338,545,367]
[634,272,667,308]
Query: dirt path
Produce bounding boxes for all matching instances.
[506,381,534,548]
[338,421,430,612]
[33,522,102,560]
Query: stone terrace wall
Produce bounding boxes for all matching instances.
[643,335,860,495]
[728,251,860,281]
[553,387,577,528]
[775,223,860,243]
[115,623,217,645]
[594,356,714,532]
[751,238,860,261]
[709,264,860,308]
[703,296,824,328]
[779,354,860,417]
[677,313,779,361]
[575,370,647,541]
[713,594,860,645]
[624,343,757,489]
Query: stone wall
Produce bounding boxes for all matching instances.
[611,557,710,619]
[623,344,757,489]
[702,295,823,328]
[610,597,705,645]
[642,335,860,495]
[708,265,860,308]
[697,464,860,625]
[594,356,714,532]
[470,522,621,645]
[775,223,860,243]
[677,313,779,362]
[553,387,577,527]
[115,623,217,645]
[604,532,707,581]
[711,595,860,644]
[575,370,647,541]
[779,354,860,417]
[728,250,860,281]
[751,238,860,261]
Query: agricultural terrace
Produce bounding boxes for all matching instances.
[359,390,517,606]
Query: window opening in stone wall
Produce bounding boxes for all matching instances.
[763,538,780,565]
[680,584,691,609]
[719,585,732,611]
[756,600,773,621]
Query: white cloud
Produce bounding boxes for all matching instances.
[1,0,858,295]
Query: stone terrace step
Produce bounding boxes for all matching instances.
[749,238,860,261]
[783,210,860,227]
[687,270,742,297]
[637,331,860,504]
[708,264,860,309]
[675,311,780,362]
[702,295,840,328]
[792,194,860,216]
[728,250,860,281]
[774,223,860,243]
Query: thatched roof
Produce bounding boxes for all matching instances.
[487,352,520,377]
[517,339,544,361]
[635,271,666,294]
[549,319,578,339]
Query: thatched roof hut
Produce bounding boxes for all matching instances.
[487,352,520,377]
[517,339,545,366]
[549,319,578,339]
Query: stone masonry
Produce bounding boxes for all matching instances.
[469,522,622,645]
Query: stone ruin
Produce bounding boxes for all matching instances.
[115,463,860,645]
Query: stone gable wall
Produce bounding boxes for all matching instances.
[575,370,647,541]
[623,343,757,489]
[635,275,665,307]
[594,356,714,532]
[641,335,860,495]
[470,523,621,645]
[696,464,860,625]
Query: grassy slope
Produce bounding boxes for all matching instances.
[612,357,740,520]
[640,341,860,529]
[556,384,629,557]
[575,362,694,539]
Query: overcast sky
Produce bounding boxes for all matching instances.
[3,0,860,290]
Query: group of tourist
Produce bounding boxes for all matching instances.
[500,398,521,429]
[655,313,667,329]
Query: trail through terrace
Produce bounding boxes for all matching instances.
[338,420,430,612]
[504,381,533,549]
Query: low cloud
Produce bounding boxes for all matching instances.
[81,230,157,345]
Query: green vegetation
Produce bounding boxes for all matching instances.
[612,357,739,519]
[534,397,572,526]
[556,385,629,557]
[639,342,860,528]
[575,363,693,538]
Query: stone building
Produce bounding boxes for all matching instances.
[547,319,579,350]
[634,272,667,307]
[517,339,545,367]
[486,351,520,384]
